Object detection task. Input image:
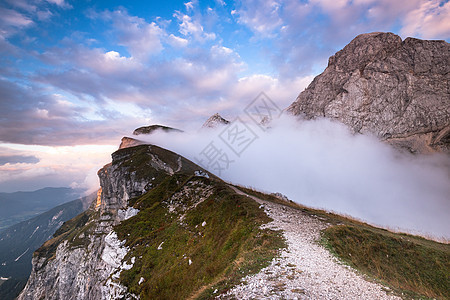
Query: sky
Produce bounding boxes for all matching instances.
[0,0,449,192]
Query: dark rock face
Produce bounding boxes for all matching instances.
[287,32,450,153]
[133,125,182,136]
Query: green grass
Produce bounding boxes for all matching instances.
[114,176,285,300]
[322,225,450,299]
[236,185,450,299]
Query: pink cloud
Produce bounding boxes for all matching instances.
[235,0,284,36]
[401,0,450,39]
[103,9,164,60]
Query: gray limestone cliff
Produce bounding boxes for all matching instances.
[18,145,194,300]
[287,32,450,153]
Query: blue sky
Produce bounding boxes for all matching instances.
[0,0,449,192]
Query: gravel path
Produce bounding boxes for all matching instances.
[221,186,400,300]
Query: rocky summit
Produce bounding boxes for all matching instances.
[287,32,450,154]
[18,144,283,299]
[133,125,182,136]
[201,113,230,129]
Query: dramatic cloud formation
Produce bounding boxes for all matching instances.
[0,0,449,192]
[142,116,450,240]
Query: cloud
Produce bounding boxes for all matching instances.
[235,0,283,36]
[34,41,246,126]
[102,9,164,60]
[174,11,216,42]
[184,1,195,11]
[46,0,72,9]
[0,7,33,37]
[215,0,226,6]
[167,34,189,47]
[4,0,38,12]
[401,0,450,39]
[0,75,150,146]
[0,15,312,146]
[0,144,115,193]
[0,155,39,165]
[141,115,450,240]
[235,0,450,78]
[0,0,73,39]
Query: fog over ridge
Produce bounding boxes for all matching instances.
[142,115,450,240]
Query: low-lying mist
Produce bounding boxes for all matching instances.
[142,116,450,240]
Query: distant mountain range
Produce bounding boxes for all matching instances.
[0,193,95,300]
[0,187,84,231]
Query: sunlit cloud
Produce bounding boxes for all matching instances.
[401,0,450,39]
[0,0,449,193]
[0,144,116,193]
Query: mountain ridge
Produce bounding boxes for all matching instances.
[18,144,282,299]
[287,32,450,153]
[0,187,84,231]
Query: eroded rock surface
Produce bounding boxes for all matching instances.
[287,32,450,153]
[18,145,190,300]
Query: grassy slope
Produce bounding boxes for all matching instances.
[114,175,285,300]
[237,186,450,299]
[31,144,448,299]
[34,145,285,299]
[323,225,449,299]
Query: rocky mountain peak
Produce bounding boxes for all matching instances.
[118,137,144,150]
[202,113,230,128]
[18,144,205,300]
[287,32,450,153]
[133,125,182,136]
[327,32,402,72]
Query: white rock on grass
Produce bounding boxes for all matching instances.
[102,232,128,269]
[157,242,164,250]
[118,207,140,221]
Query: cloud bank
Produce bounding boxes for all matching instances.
[0,144,115,193]
[141,115,450,240]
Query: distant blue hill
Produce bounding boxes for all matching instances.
[0,187,84,231]
[0,193,95,300]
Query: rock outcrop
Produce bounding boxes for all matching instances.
[18,145,198,300]
[133,125,182,136]
[287,32,450,153]
[118,137,144,149]
[18,142,282,300]
[202,113,230,128]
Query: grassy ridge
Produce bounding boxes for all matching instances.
[323,225,450,299]
[236,185,450,299]
[115,175,285,300]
